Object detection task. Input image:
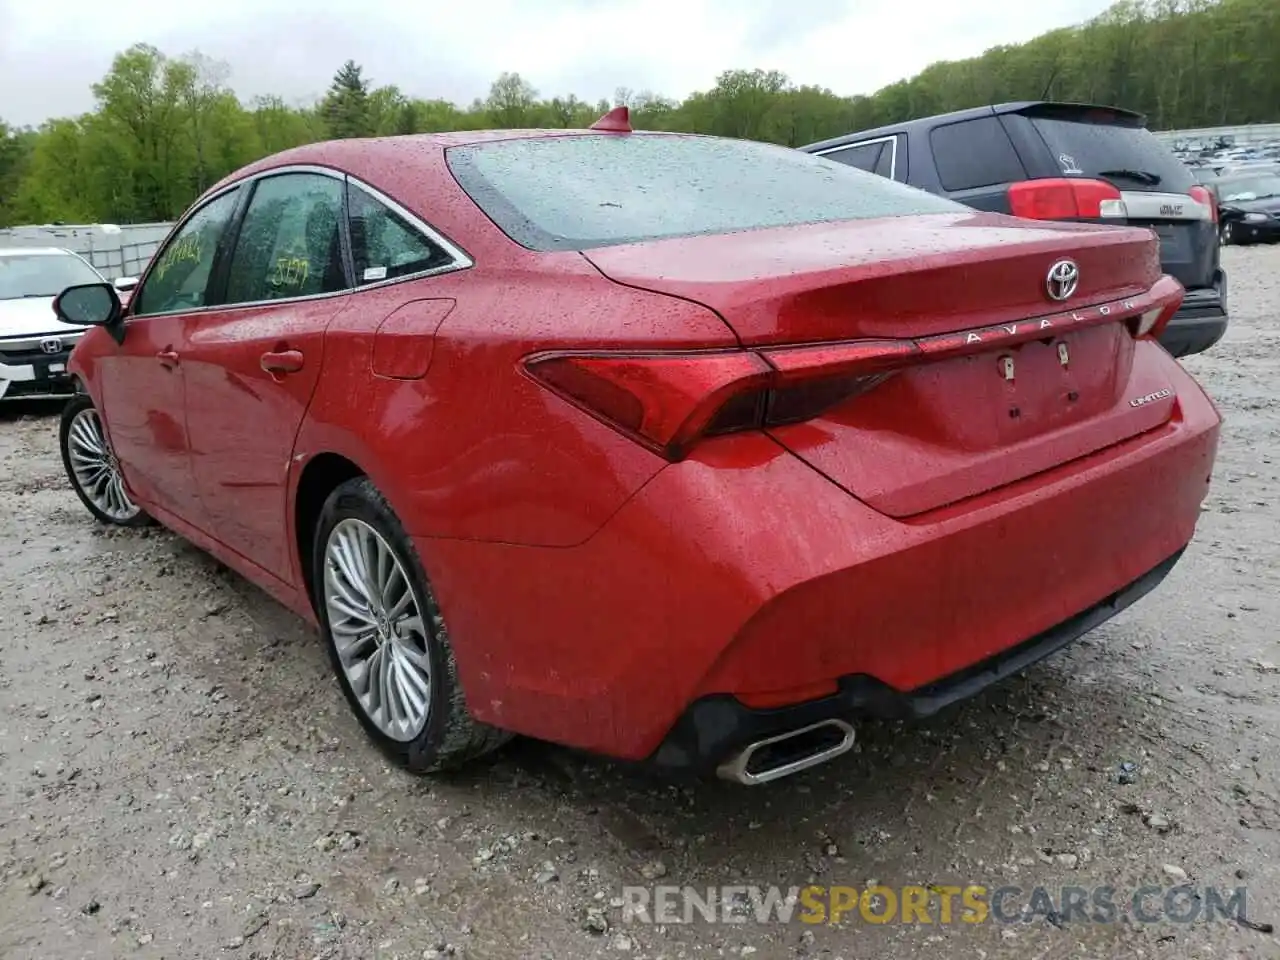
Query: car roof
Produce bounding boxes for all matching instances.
[205,128,689,198]
[0,247,77,258]
[801,100,1147,153]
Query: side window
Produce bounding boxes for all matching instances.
[930,117,1026,192]
[133,188,240,316]
[822,142,883,173]
[873,139,896,179]
[348,183,455,285]
[224,173,347,304]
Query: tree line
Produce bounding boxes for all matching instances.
[0,0,1275,228]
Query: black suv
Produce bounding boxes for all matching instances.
[802,102,1227,358]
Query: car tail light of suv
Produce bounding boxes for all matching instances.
[1188,185,1218,223]
[1008,178,1129,221]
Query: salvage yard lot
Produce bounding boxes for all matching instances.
[2,246,1279,960]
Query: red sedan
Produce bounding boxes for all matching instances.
[52,110,1220,785]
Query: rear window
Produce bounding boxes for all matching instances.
[930,117,1026,191]
[1023,109,1194,193]
[446,134,961,251]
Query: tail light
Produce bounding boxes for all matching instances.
[524,341,919,462]
[1008,178,1127,221]
[709,339,918,436]
[1129,297,1182,342]
[1189,185,1218,223]
[526,279,1184,461]
[1128,274,1183,342]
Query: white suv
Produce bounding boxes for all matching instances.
[0,248,135,400]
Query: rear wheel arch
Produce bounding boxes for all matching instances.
[294,452,366,612]
[307,472,513,771]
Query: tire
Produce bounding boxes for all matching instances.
[1220,222,1234,246]
[59,394,152,527]
[312,477,511,773]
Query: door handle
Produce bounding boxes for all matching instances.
[156,348,179,367]
[260,349,305,375]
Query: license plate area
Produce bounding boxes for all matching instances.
[765,323,1169,519]
[886,324,1126,450]
[32,358,70,380]
[1146,222,1192,262]
[991,330,1116,440]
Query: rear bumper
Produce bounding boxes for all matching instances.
[1160,272,1227,358]
[423,349,1220,761]
[1229,219,1280,244]
[651,548,1183,773]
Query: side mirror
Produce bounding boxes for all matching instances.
[113,276,139,293]
[54,283,125,344]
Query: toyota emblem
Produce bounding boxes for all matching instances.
[1045,259,1080,302]
[39,337,63,355]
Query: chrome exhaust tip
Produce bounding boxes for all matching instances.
[715,718,856,786]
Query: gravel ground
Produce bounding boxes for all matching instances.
[2,245,1279,960]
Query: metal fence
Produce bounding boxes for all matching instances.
[1151,123,1280,147]
[0,222,175,280]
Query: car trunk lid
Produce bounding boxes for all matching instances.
[583,213,1179,518]
[583,213,1158,344]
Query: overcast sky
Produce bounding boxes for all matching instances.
[1,0,1114,128]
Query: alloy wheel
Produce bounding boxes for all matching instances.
[67,407,141,522]
[322,518,433,741]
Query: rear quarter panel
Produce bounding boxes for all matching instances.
[293,251,735,549]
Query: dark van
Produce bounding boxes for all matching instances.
[802,102,1227,358]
